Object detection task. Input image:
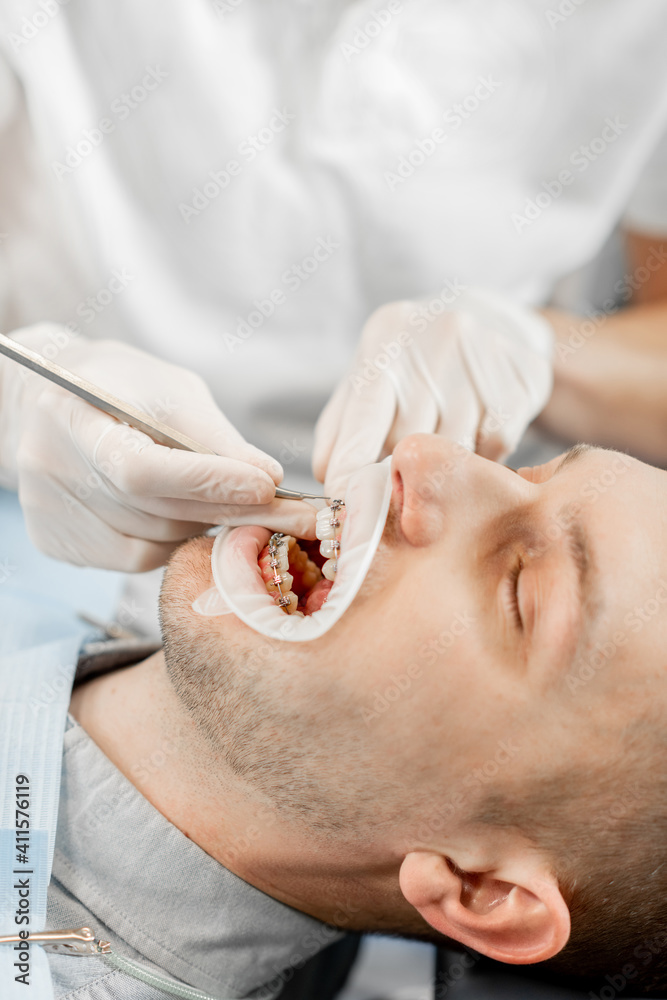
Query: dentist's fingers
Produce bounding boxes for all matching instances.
[312,373,351,483]
[7,328,298,571]
[74,490,318,537]
[22,474,185,572]
[381,345,440,451]
[144,378,284,483]
[216,498,317,540]
[320,377,398,498]
[71,403,280,505]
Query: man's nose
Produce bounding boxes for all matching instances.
[391,434,527,547]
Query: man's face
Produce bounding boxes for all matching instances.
[161,435,667,840]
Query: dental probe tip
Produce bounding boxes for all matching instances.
[274,486,332,501]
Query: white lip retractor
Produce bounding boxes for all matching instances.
[192,459,393,642]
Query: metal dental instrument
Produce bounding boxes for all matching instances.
[0,333,330,502]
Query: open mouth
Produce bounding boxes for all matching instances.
[257,502,346,616]
[199,459,393,642]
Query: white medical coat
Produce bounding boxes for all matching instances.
[1,0,667,472]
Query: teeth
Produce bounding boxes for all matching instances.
[322,558,337,581]
[319,538,339,559]
[289,544,308,569]
[286,592,299,614]
[315,508,337,541]
[276,591,299,614]
[260,548,288,573]
[260,511,344,614]
[265,571,294,594]
[259,534,297,611]
[316,503,345,581]
[273,535,293,571]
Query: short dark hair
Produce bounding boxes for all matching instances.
[473,708,667,995]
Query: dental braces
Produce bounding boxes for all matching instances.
[268,532,292,609]
[321,499,344,573]
[268,500,345,612]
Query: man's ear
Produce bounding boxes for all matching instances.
[399,851,570,964]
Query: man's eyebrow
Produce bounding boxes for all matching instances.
[553,442,594,475]
[566,517,590,602]
[552,444,604,637]
[560,512,602,650]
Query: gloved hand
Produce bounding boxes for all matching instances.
[313,288,554,496]
[0,325,316,571]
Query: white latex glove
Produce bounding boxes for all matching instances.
[0,325,316,571]
[313,288,554,495]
